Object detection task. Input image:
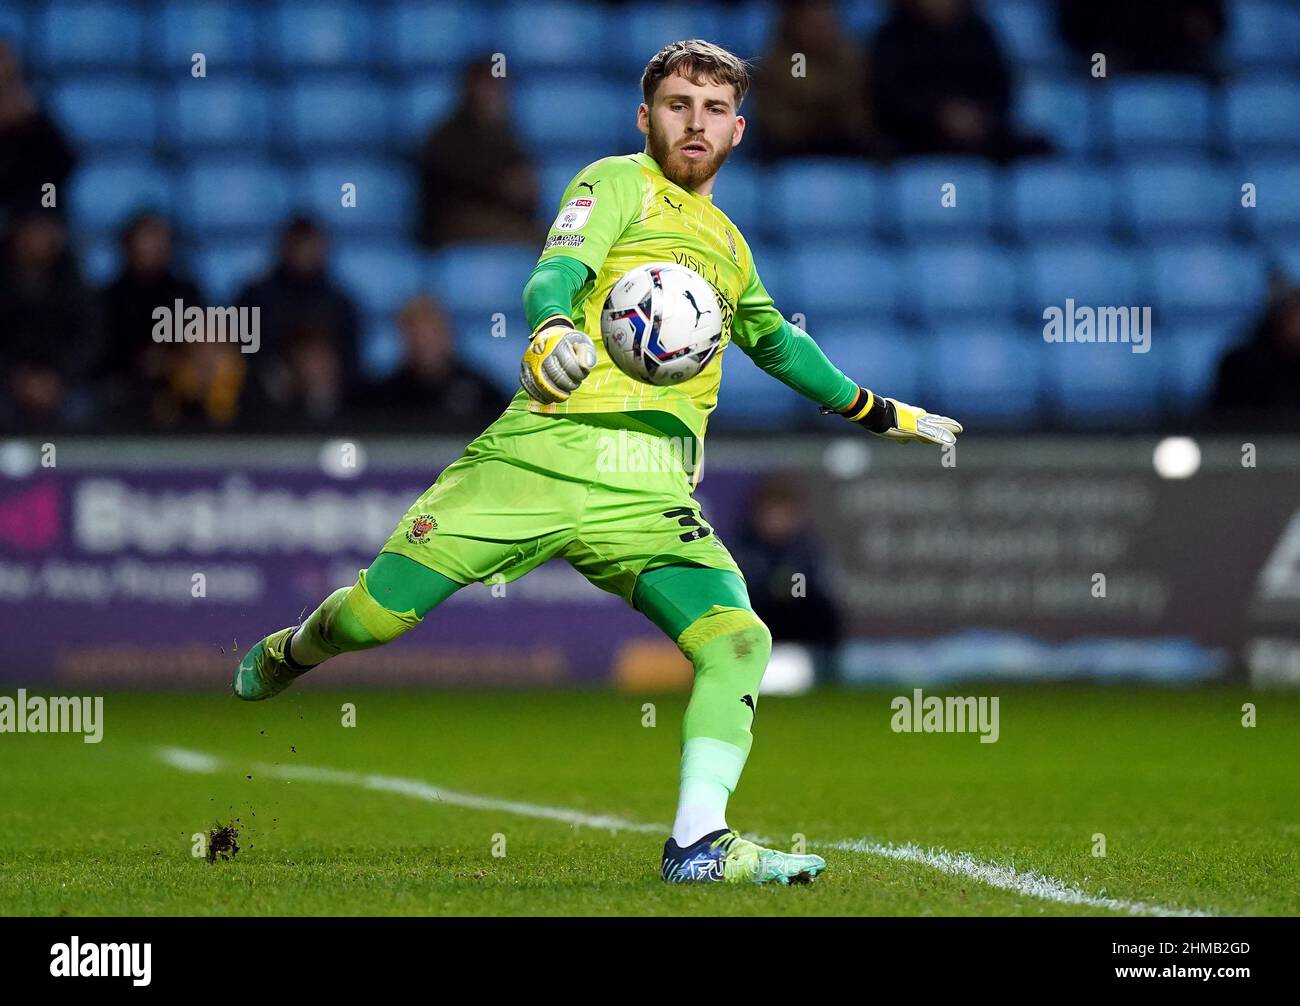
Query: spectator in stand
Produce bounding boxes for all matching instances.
[1058,0,1224,80]
[869,0,1047,162]
[0,40,76,230]
[235,216,361,390]
[150,338,251,432]
[754,0,875,160]
[97,212,204,417]
[353,294,505,432]
[0,212,100,431]
[1212,285,1300,427]
[417,56,544,249]
[255,323,348,431]
[731,476,843,683]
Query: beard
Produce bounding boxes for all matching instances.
[646,122,732,190]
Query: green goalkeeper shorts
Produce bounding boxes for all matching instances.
[380,402,744,603]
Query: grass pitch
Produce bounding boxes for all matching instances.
[1,687,1297,916]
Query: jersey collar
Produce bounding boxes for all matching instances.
[631,152,714,202]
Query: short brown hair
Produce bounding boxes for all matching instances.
[641,39,751,109]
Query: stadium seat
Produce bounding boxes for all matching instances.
[812,325,925,403]
[78,234,119,285]
[1007,162,1117,237]
[1147,241,1268,323]
[332,243,427,316]
[155,2,259,70]
[713,342,810,427]
[1121,160,1236,236]
[785,243,899,319]
[360,316,403,379]
[513,77,632,150]
[609,5,724,74]
[1239,159,1300,238]
[454,314,529,393]
[1226,0,1300,70]
[0,3,26,47]
[1166,323,1247,412]
[1043,337,1165,424]
[266,1,373,68]
[711,2,777,62]
[1022,243,1144,317]
[1225,79,1300,155]
[298,159,417,236]
[429,244,540,319]
[69,159,175,235]
[280,77,391,148]
[385,1,488,68]
[179,160,292,234]
[1105,78,1213,154]
[169,79,272,150]
[710,161,760,238]
[980,0,1071,70]
[1015,77,1093,156]
[771,159,883,239]
[37,1,143,68]
[499,3,612,69]
[904,244,1018,323]
[51,78,157,148]
[892,158,996,237]
[191,241,273,301]
[392,73,458,146]
[930,325,1041,423]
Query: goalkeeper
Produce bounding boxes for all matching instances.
[233,40,960,886]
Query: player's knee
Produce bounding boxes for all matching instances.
[326,570,422,651]
[678,605,771,670]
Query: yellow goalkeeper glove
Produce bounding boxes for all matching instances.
[520,315,598,405]
[828,387,963,447]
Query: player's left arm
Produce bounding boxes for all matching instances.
[732,266,962,447]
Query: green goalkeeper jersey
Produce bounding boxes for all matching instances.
[528,152,784,445]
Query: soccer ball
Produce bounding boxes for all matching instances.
[600,263,724,385]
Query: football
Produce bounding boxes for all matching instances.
[600,263,724,385]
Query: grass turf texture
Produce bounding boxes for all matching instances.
[1,687,1297,916]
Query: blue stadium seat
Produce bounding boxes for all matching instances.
[360,316,402,379]
[298,160,417,235]
[714,342,810,427]
[1015,77,1093,156]
[772,159,882,239]
[332,243,426,315]
[280,77,390,148]
[37,1,143,68]
[69,159,175,235]
[812,326,925,403]
[1167,323,1246,411]
[392,74,458,146]
[905,244,1017,323]
[785,243,899,319]
[0,3,26,46]
[266,1,372,68]
[155,2,258,70]
[1008,162,1117,237]
[1106,78,1213,153]
[610,5,724,73]
[980,0,1070,69]
[500,3,612,69]
[892,159,996,236]
[930,325,1041,422]
[385,1,488,68]
[169,79,272,150]
[454,316,529,392]
[180,161,292,234]
[1044,338,1165,423]
[191,241,273,301]
[1241,160,1300,237]
[711,161,760,238]
[429,244,539,319]
[51,78,157,147]
[1148,241,1268,322]
[1226,79,1300,155]
[1226,0,1300,70]
[712,2,777,62]
[1122,160,1235,236]
[1023,243,1144,316]
[78,235,119,285]
[1277,243,1300,284]
[514,78,633,151]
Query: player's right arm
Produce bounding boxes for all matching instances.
[519,157,645,404]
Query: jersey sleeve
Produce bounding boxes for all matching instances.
[730,261,786,350]
[537,157,645,276]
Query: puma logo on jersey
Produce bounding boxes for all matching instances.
[578,180,599,194]
[663,195,683,213]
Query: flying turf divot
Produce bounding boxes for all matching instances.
[158,746,1214,917]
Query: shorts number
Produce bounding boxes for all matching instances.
[662,507,713,543]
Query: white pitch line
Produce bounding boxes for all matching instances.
[159,746,1212,917]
